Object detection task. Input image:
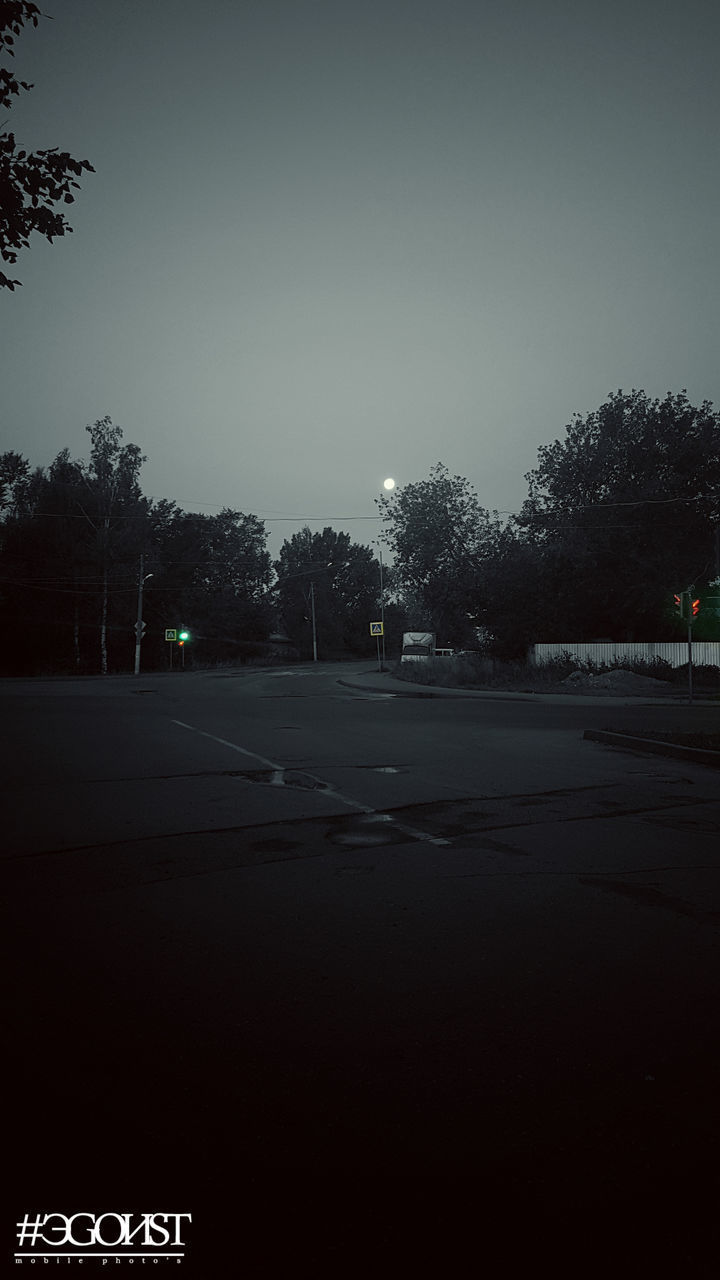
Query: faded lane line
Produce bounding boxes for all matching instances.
[171,718,449,847]
[172,719,280,770]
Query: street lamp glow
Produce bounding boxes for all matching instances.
[383,477,396,490]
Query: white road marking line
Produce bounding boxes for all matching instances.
[172,719,279,770]
[171,718,449,846]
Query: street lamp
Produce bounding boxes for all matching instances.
[134,554,153,675]
[375,477,396,667]
[378,545,386,667]
[270,561,335,662]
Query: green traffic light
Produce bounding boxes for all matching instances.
[178,630,190,640]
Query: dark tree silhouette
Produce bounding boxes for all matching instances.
[0,1,94,288]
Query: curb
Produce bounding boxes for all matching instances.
[337,677,539,701]
[583,728,720,770]
[338,677,442,698]
[338,676,706,705]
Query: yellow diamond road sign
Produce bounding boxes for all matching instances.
[369,622,383,635]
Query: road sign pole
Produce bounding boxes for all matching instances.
[688,616,693,706]
[369,621,384,671]
[675,589,694,705]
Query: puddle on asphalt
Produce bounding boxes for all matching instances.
[357,765,405,774]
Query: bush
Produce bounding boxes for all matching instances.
[667,663,720,687]
[393,652,720,694]
[393,653,578,690]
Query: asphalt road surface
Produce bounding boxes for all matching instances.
[4,664,720,1270]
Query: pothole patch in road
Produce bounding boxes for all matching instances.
[230,768,330,791]
[282,769,330,791]
[326,813,416,848]
[356,765,406,774]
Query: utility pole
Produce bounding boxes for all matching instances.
[310,580,318,662]
[133,554,152,675]
[379,548,386,668]
[134,553,145,675]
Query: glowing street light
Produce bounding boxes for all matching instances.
[383,477,396,490]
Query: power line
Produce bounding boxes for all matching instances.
[23,510,383,522]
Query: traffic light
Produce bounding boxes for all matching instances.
[178,630,189,642]
[673,593,683,617]
[692,598,700,618]
[178,640,184,647]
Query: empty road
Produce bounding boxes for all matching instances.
[4,664,719,1269]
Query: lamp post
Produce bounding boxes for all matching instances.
[269,561,333,662]
[378,546,385,667]
[309,580,318,662]
[378,479,395,668]
[133,554,153,675]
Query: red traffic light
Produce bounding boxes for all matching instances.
[692,598,700,617]
[178,639,184,646]
[673,593,683,615]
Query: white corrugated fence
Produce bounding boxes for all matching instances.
[530,641,720,669]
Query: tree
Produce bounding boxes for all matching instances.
[0,1,94,289]
[274,527,380,659]
[0,446,104,674]
[0,434,276,674]
[377,463,500,647]
[144,504,273,665]
[76,418,148,674]
[518,390,720,640]
[0,448,30,512]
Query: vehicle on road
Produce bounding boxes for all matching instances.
[400,631,436,662]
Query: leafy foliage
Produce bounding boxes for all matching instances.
[518,389,720,641]
[145,504,273,665]
[0,424,275,674]
[274,527,380,658]
[377,463,500,647]
[2,389,719,673]
[0,1,94,288]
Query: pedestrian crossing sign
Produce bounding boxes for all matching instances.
[165,629,177,641]
[369,622,384,635]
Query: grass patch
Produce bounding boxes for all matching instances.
[393,654,577,691]
[393,653,720,697]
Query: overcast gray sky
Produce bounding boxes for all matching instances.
[2,0,719,557]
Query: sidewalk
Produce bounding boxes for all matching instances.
[338,666,711,706]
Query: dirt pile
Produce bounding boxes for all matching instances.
[562,668,672,694]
